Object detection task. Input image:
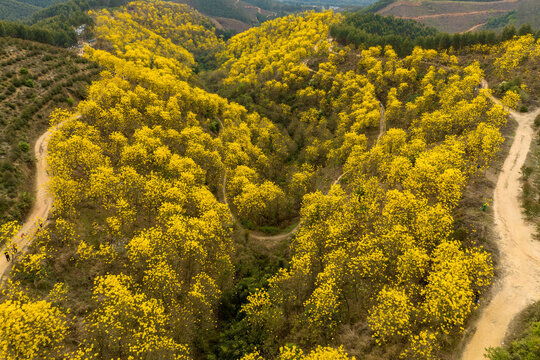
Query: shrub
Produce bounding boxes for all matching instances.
[24,89,35,99]
[522,166,533,179]
[535,114,540,127]
[18,141,30,152]
[19,67,28,75]
[519,105,528,113]
[209,119,220,133]
[66,97,74,106]
[11,78,23,87]
[51,84,62,95]
[258,226,280,235]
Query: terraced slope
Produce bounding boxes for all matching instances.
[377,0,522,33]
[0,37,100,222]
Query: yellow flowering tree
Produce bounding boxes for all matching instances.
[0,299,68,360]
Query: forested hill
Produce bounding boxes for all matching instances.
[0,0,40,21]
[331,10,538,56]
[177,0,253,23]
[173,0,308,33]
[0,1,539,360]
[339,11,438,38]
[0,0,65,21]
[0,0,307,47]
[0,0,128,47]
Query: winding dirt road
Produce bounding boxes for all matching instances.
[462,84,540,359]
[463,22,487,34]
[402,9,508,21]
[0,123,62,283]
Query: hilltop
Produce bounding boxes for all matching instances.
[374,0,539,33]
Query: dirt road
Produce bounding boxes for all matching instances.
[462,86,540,359]
[463,22,487,33]
[0,123,62,283]
[403,9,508,21]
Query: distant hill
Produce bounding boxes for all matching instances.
[0,0,63,21]
[177,0,252,23]
[0,0,130,48]
[173,0,307,33]
[0,0,39,21]
[373,0,532,33]
[17,0,61,7]
[268,0,377,6]
[16,0,60,8]
[485,0,540,31]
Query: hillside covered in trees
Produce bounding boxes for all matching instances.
[0,0,40,21]
[0,0,129,47]
[0,1,539,360]
[331,11,539,57]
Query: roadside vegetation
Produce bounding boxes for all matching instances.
[477,32,540,360]
[520,114,540,235]
[486,301,540,359]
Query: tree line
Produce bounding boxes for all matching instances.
[0,0,127,47]
[331,12,539,57]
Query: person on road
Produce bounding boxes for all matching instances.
[4,251,10,262]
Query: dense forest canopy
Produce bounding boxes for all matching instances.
[0,0,39,21]
[0,1,539,360]
[0,0,129,47]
